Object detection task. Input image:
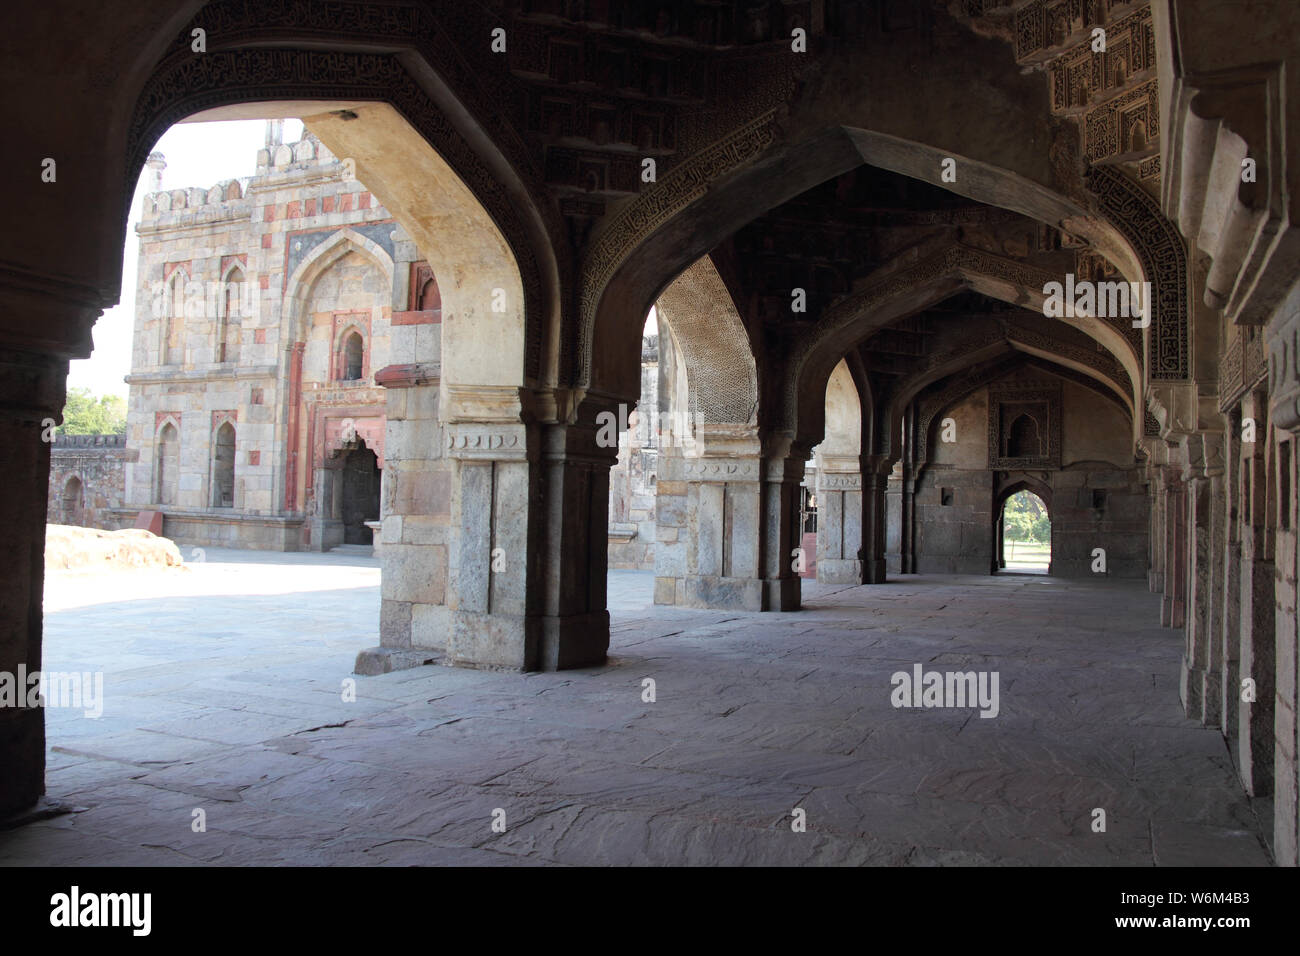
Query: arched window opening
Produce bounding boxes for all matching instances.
[165,274,186,366]
[416,275,440,312]
[211,421,236,508]
[219,268,244,364]
[1006,414,1041,458]
[157,422,179,505]
[343,331,364,381]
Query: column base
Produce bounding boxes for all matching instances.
[762,576,801,611]
[865,558,887,584]
[684,576,764,611]
[539,610,609,671]
[816,559,864,586]
[446,609,608,671]
[0,710,44,817]
[1199,671,1223,726]
[1180,661,1205,717]
[354,646,440,675]
[1162,595,1186,627]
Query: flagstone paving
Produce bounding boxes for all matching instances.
[0,550,1272,866]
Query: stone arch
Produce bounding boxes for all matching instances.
[911,353,1131,467]
[993,478,1055,574]
[583,124,1163,405]
[282,228,394,346]
[789,245,1143,453]
[124,38,562,393]
[652,256,758,428]
[994,476,1054,518]
[819,359,863,460]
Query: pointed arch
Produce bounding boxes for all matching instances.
[162,267,189,367]
[155,418,180,506]
[282,227,395,345]
[819,359,863,460]
[788,245,1143,453]
[584,125,1163,404]
[218,261,246,364]
[211,420,236,508]
[653,256,758,427]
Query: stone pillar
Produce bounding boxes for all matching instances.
[443,396,614,671]
[862,455,890,584]
[360,381,613,673]
[1221,412,1243,744]
[760,441,808,611]
[654,444,688,605]
[1162,466,1187,629]
[1182,432,1223,725]
[0,347,69,817]
[655,427,804,611]
[902,467,919,574]
[1147,453,1166,593]
[657,427,766,610]
[533,405,619,670]
[815,454,864,585]
[1239,394,1275,799]
[884,463,902,574]
[355,362,448,674]
[1268,312,1300,866]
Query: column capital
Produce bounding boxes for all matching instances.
[1182,431,1226,480]
[0,348,69,423]
[0,263,103,358]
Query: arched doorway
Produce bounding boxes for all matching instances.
[61,475,84,526]
[997,489,1051,574]
[340,440,380,545]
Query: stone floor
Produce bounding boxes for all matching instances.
[0,550,1272,866]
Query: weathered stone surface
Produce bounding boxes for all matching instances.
[3,551,1271,866]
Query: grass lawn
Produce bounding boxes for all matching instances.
[1004,539,1051,571]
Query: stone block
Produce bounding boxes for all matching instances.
[379,598,412,648]
[382,543,447,605]
[411,602,451,650]
[654,575,678,605]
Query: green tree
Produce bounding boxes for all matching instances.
[1003,491,1050,542]
[59,388,127,435]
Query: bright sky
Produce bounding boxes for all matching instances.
[69,119,304,398]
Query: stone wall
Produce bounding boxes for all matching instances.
[121,123,439,551]
[46,434,131,529]
[901,370,1147,578]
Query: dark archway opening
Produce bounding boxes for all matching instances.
[340,439,380,544]
[211,421,236,508]
[62,476,84,526]
[343,331,364,381]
